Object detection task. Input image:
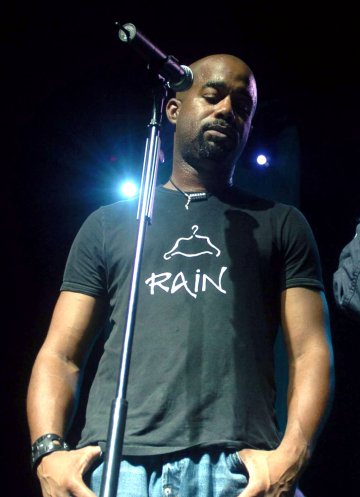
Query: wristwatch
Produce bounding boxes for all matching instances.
[31,433,70,470]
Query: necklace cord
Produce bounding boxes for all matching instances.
[169,177,189,197]
[168,177,210,210]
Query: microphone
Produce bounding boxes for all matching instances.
[117,22,193,92]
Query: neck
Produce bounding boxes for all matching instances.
[163,167,233,193]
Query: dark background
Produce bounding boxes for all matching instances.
[4,1,360,496]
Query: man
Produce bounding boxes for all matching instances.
[27,54,334,497]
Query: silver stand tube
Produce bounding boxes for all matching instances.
[99,74,168,497]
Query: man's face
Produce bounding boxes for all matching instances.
[169,55,257,174]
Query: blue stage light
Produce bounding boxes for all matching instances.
[120,180,138,198]
[256,154,270,167]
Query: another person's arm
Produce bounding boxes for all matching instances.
[333,222,360,323]
[27,290,106,497]
[238,287,334,497]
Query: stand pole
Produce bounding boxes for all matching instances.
[99,73,168,497]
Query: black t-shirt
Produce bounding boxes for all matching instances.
[61,186,324,455]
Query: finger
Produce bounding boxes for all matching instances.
[69,447,103,497]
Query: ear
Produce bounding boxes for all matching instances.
[166,97,181,124]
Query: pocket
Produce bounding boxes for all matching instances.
[226,451,246,473]
[223,450,249,491]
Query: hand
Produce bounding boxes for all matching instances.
[36,445,102,497]
[237,447,304,497]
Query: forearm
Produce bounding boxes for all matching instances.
[27,291,105,443]
[26,292,104,497]
[27,346,102,497]
[237,340,333,497]
[279,344,333,465]
[277,288,334,471]
[27,347,81,442]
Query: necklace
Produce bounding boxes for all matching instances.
[169,177,210,210]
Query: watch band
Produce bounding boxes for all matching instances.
[31,433,70,470]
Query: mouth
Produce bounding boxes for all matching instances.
[205,124,237,141]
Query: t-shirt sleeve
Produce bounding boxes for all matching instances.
[60,208,107,297]
[280,206,324,291]
[333,222,360,323]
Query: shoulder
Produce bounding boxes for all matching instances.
[87,197,139,223]
[225,186,304,222]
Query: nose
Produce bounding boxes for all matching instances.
[214,95,235,121]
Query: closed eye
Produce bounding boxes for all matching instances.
[203,93,221,104]
[203,93,252,120]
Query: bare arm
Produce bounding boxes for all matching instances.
[239,287,334,497]
[278,287,333,461]
[27,290,107,497]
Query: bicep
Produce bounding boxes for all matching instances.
[281,287,332,362]
[40,290,106,367]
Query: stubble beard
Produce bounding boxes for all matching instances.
[196,133,239,171]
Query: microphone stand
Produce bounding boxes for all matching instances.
[99,70,168,497]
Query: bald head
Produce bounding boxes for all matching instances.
[181,53,257,114]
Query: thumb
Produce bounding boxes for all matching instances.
[78,445,103,473]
